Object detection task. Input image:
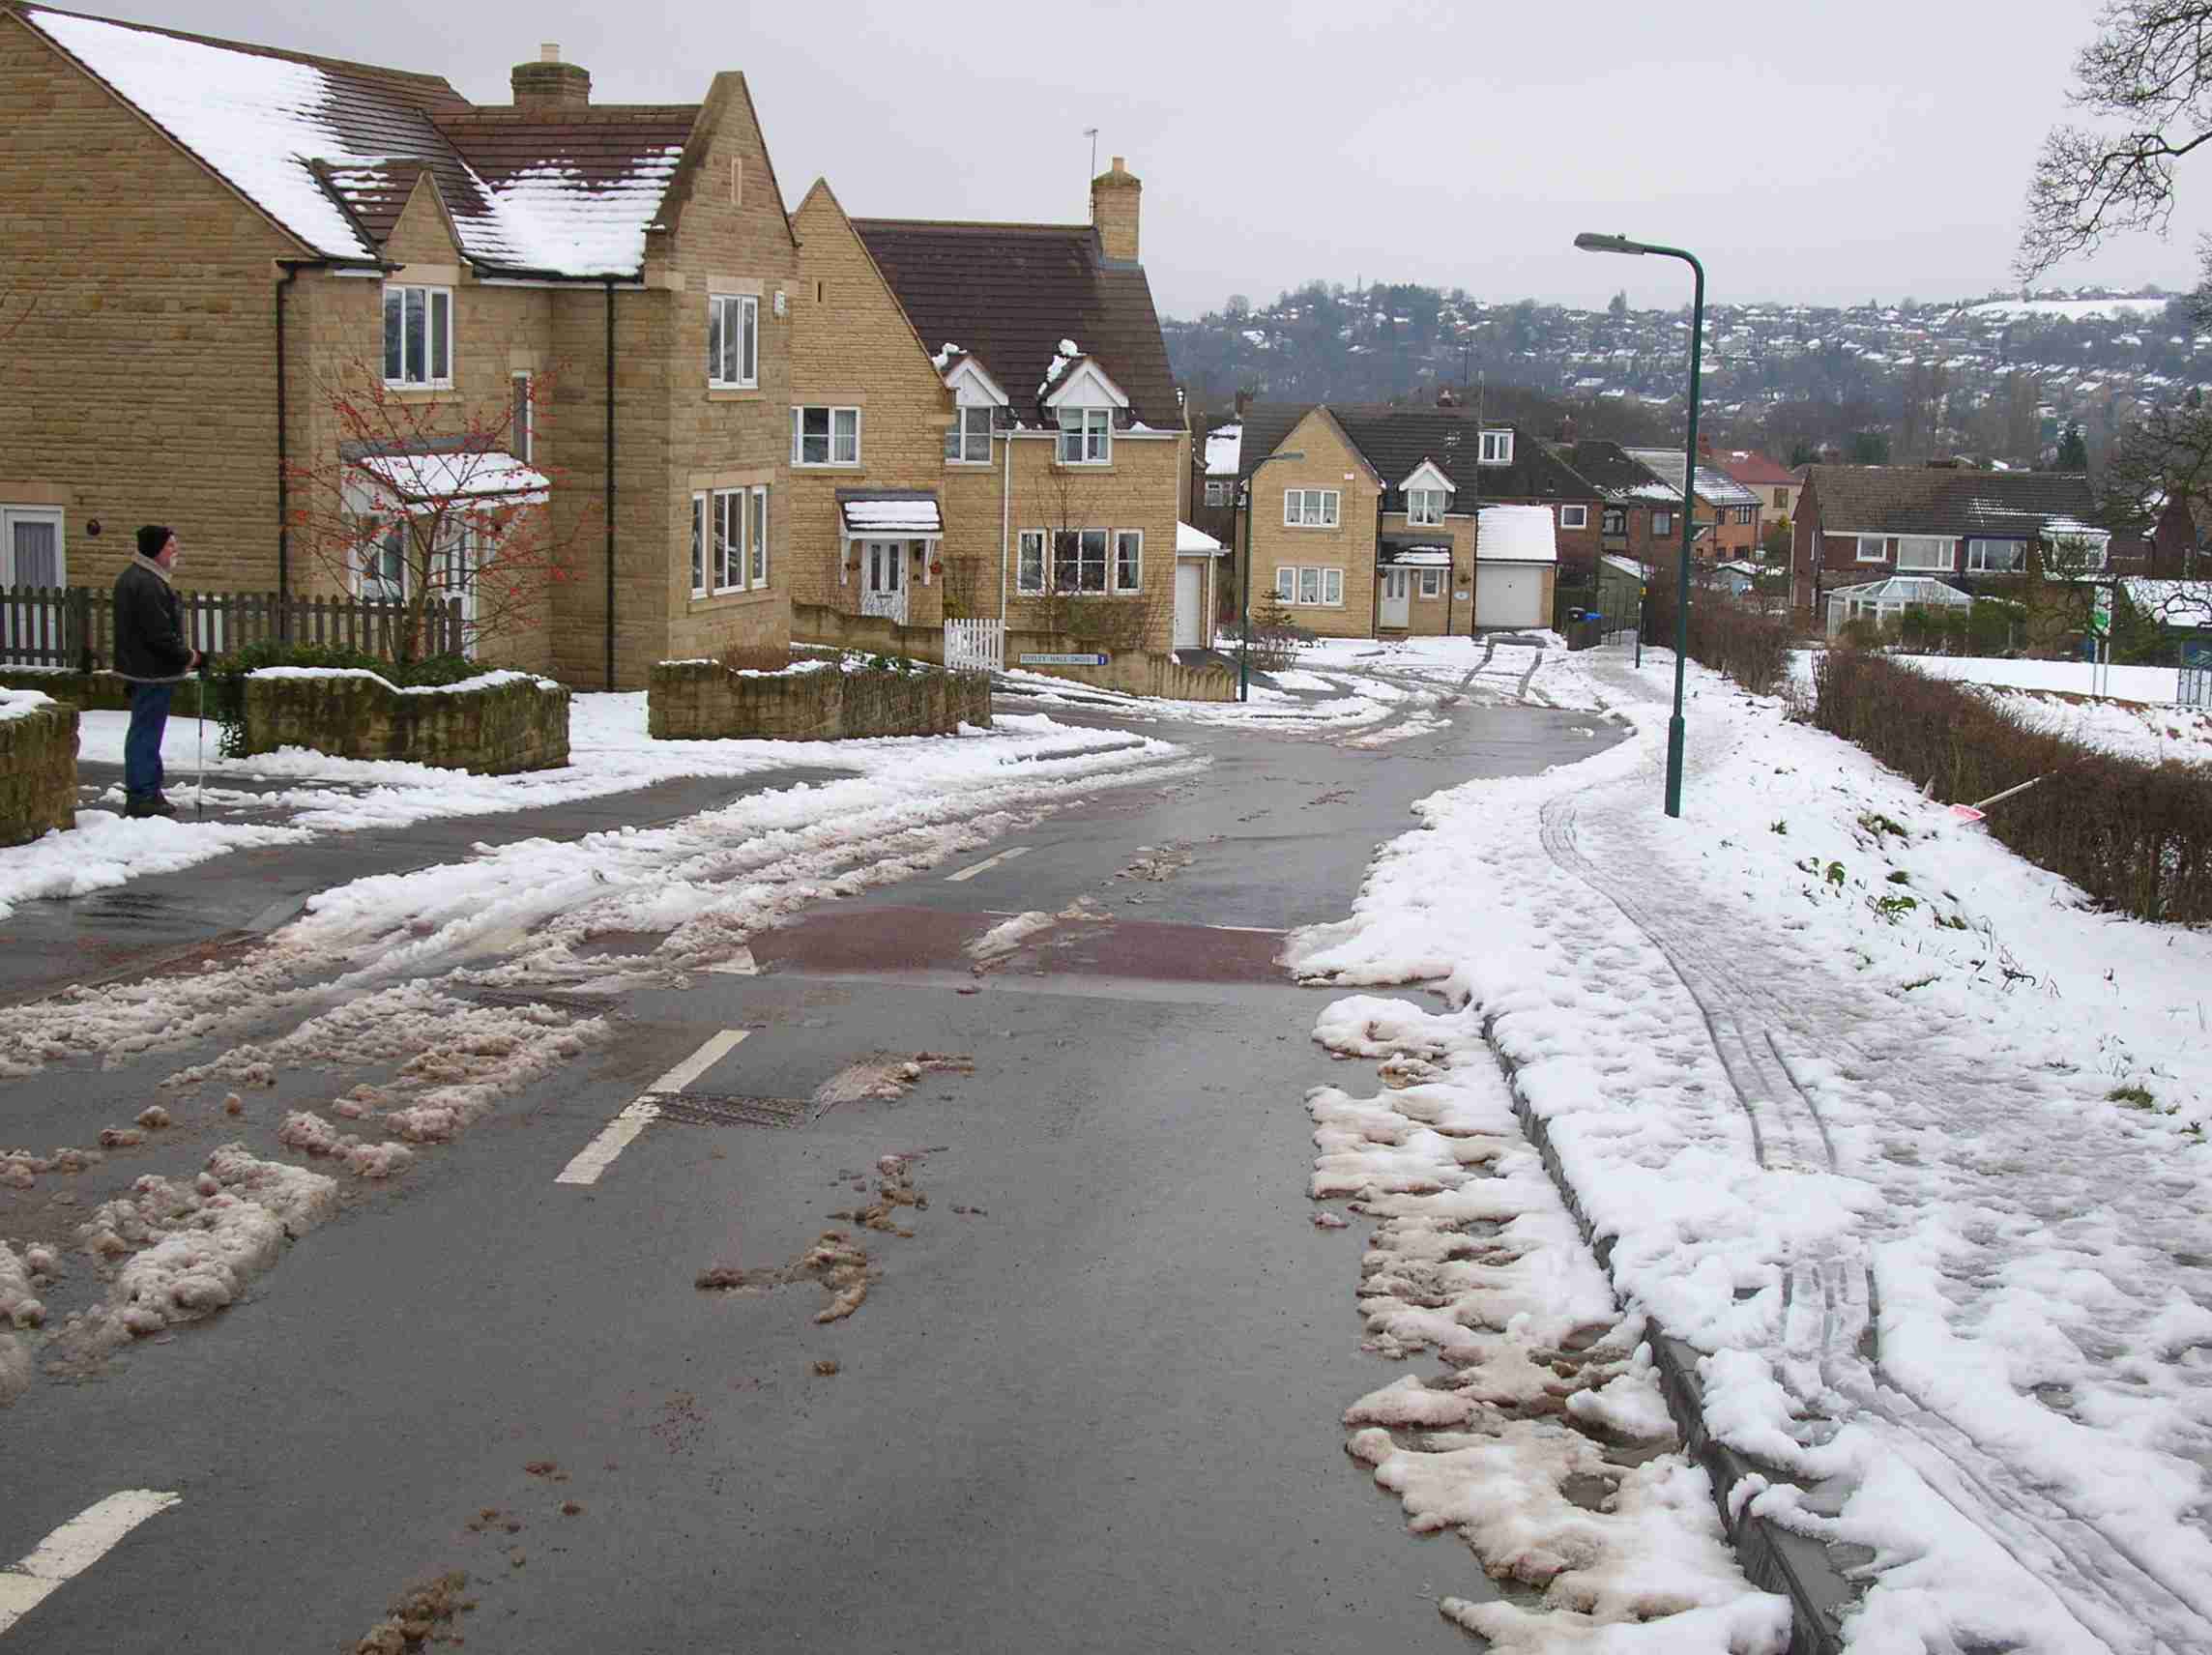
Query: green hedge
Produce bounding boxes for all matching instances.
[1813,649,2212,923]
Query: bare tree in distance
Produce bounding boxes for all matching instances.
[2019,2,2212,281]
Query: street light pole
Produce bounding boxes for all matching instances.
[1574,232,1704,819]
[1238,449,1303,702]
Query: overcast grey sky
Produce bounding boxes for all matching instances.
[84,0,2212,318]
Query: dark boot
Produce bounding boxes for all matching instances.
[124,794,178,820]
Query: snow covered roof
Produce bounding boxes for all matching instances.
[1204,422,1242,478]
[836,489,943,537]
[1601,554,1652,581]
[1176,520,1225,556]
[1825,575,1972,608]
[1380,533,1452,565]
[351,449,550,509]
[1475,505,1557,565]
[1804,465,2099,539]
[1624,449,1762,508]
[24,8,698,277]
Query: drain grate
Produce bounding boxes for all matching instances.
[646,1090,820,1129]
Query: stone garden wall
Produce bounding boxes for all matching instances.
[0,668,205,714]
[236,671,569,773]
[649,659,990,740]
[0,691,77,845]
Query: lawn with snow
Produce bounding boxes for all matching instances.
[1898,652,2181,703]
[1290,643,2212,1651]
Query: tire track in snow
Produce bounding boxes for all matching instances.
[1539,663,2212,1654]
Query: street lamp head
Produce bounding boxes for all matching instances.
[1575,232,1646,255]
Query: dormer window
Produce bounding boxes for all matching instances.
[1058,407,1111,465]
[1479,429,1513,465]
[1408,487,1445,526]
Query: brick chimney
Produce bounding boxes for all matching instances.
[512,43,590,115]
[1091,156,1141,262]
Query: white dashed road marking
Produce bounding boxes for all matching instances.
[946,846,1031,883]
[555,1030,749,1186]
[0,1490,182,1636]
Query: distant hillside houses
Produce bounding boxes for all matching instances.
[1165,282,2207,471]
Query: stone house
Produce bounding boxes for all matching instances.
[769,159,1203,676]
[1234,406,1583,637]
[0,3,800,686]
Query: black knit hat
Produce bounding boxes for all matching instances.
[136,524,174,559]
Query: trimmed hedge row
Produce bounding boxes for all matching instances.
[1645,584,1793,696]
[1813,649,2212,924]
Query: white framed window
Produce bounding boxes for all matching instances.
[712,488,746,592]
[2048,537,2109,570]
[1113,530,1142,594]
[945,406,993,463]
[1,505,64,586]
[1479,429,1513,465]
[382,283,452,387]
[793,405,860,466]
[1017,530,1048,595]
[1653,510,1674,537]
[1284,488,1340,528]
[361,519,407,600]
[1965,538,2024,573]
[510,372,533,464]
[1408,487,1445,526]
[1855,534,1890,564]
[749,486,769,587]
[689,493,707,596]
[1205,479,1230,507]
[1735,506,1756,525]
[1773,487,1789,508]
[1560,504,1589,530]
[1057,407,1111,464]
[1896,535,1952,572]
[1417,568,1441,596]
[709,294,758,388]
[1275,565,1345,606]
[1054,528,1109,593]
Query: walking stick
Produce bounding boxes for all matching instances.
[195,658,208,822]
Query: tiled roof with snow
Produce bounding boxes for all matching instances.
[25,8,696,276]
[1624,450,1762,508]
[1803,466,2099,539]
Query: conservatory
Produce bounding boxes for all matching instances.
[1823,575,1971,639]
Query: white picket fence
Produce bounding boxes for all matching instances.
[944,618,1004,673]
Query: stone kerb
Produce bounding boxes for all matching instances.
[648,659,990,740]
[236,672,570,773]
[0,692,79,846]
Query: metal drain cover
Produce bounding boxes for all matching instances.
[646,1091,820,1129]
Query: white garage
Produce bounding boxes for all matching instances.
[1475,563,1546,629]
[1474,505,1557,630]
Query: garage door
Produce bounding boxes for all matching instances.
[1476,564,1545,629]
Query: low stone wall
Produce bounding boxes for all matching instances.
[237,671,569,773]
[0,668,206,715]
[791,603,946,665]
[649,659,990,740]
[0,692,78,846]
[1010,650,1237,702]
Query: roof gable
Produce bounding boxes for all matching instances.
[851,217,1181,429]
[1400,459,1455,495]
[945,355,1008,407]
[1042,357,1128,411]
[22,5,700,276]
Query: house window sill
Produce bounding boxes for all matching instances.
[793,462,863,472]
[707,387,763,402]
[384,386,462,405]
[688,587,776,612]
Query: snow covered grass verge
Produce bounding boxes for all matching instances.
[1306,994,1790,1652]
[1965,682,2212,767]
[0,809,310,922]
[1289,645,2212,1651]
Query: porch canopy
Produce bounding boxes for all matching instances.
[346,440,550,514]
[837,488,944,538]
[1379,532,1452,567]
[1824,575,1970,638]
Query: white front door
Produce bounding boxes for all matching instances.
[1380,568,1412,628]
[1174,560,1204,648]
[860,538,908,624]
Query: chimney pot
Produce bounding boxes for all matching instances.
[539,42,561,63]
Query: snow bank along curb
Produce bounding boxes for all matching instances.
[649,656,989,740]
[1308,995,1795,1652]
[236,671,569,773]
[1479,1012,1852,1655]
[0,690,77,847]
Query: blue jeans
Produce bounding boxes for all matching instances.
[125,682,174,800]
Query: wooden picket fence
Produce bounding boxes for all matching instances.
[0,585,467,670]
[943,618,1005,673]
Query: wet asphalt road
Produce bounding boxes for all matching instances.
[0,685,1624,1654]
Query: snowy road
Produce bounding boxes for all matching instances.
[0,650,1646,1652]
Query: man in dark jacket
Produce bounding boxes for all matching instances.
[114,525,202,819]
